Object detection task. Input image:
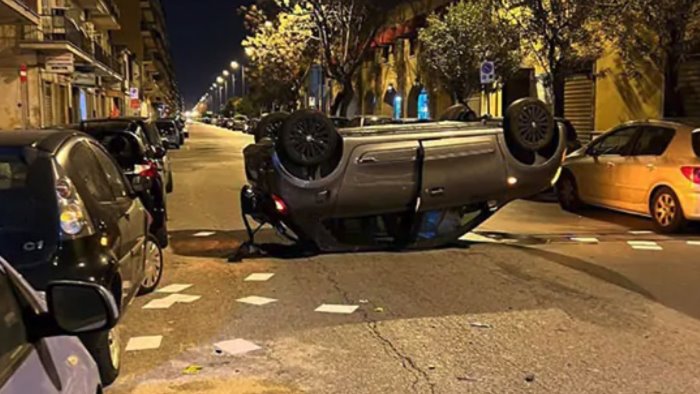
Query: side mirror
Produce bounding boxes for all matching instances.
[160,139,172,150]
[131,176,151,193]
[46,281,119,334]
[154,146,167,158]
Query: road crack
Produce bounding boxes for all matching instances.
[318,264,436,394]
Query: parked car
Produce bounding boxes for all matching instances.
[348,115,395,128]
[330,116,351,129]
[232,115,249,131]
[0,130,156,383]
[80,118,174,194]
[79,122,170,248]
[172,117,189,139]
[156,119,184,149]
[557,119,700,232]
[239,99,566,253]
[0,256,120,392]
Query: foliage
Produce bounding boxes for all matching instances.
[418,0,521,107]
[603,0,700,116]
[499,0,606,115]
[275,0,400,115]
[241,4,316,110]
[223,98,237,117]
[234,97,258,118]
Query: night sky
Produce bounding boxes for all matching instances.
[163,0,254,109]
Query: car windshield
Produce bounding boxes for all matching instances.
[156,121,177,136]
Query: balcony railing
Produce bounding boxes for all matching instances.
[12,0,38,13]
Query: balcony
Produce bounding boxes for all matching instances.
[74,0,120,29]
[20,15,122,81]
[0,0,39,25]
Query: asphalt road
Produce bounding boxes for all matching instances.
[109,123,700,394]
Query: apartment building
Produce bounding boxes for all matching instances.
[355,0,699,133]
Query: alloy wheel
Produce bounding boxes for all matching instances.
[517,103,551,149]
[289,118,332,163]
[142,240,163,289]
[655,193,677,227]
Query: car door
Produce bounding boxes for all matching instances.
[616,126,677,213]
[88,142,147,299]
[576,127,638,206]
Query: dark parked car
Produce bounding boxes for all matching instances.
[156,119,184,149]
[238,99,566,254]
[0,257,118,392]
[79,122,170,248]
[0,130,156,384]
[80,118,174,194]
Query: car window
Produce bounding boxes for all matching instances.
[590,127,638,156]
[0,157,27,191]
[693,131,700,158]
[0,270,29,382]
[68,142,115,203]
[142,124,164,149]
[631,127,676,156]
[89,143,129,200]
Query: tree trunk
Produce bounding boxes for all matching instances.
[331,79,355,117]
[663,52,685,117]
[552,73,566,118]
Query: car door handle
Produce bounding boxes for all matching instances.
[358,156,378,164]
[428,187,445,197]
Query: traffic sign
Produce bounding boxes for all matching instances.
[480,61,495,84]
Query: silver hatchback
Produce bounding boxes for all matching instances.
[557,120,700,233]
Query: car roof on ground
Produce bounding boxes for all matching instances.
[0,129,80,154]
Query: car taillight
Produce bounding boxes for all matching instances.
[272,194,288,215]
[56,178,94,238]
[134,161,159,178]
[681,166,700,185]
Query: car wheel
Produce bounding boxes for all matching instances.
[81,327,121,386]
[279,110,340,167]
[254,112,289,143]
[556,172,584,212]
[505,98,555,152]
[138,235,164,295]
[651,187,687,233]
[166,172,174,194]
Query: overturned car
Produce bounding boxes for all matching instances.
[238,98,566,255]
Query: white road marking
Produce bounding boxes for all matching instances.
[126,336,163,351]
[687,241,700,246]
[244,273,275,282]
[315,304,359,314]
[571,237,599,244]
[460,233,500,243]
[236,296,278,306]
[214,339,262,356]
[629,230,654,235]
[165,294,202,303]
[193,231,216,237]
[143,298,178,309]
[157,284,193,294]
[627,241,663,251]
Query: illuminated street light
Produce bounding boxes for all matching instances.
[230,60,246,97]
[223,70,230,77]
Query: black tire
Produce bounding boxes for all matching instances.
[556,171,584,212]
[279,110,340,167]
[166,172,173,194]
[254,112,289,143]
[138,234,164,295]
[651,187,687,233]
[505,98,555,152]
[81,327,121,386]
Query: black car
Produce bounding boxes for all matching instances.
[156,119,184,149]
[79,121,170,248]
[80,118,174,194]
[0,130,158,384]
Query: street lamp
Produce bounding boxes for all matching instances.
[216,77,225,111]
[231,60,246,97]
[222,70,230,101]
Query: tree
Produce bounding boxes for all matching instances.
[275,0,399,116]
[241,4,316,110]
[603,0,699,117]
[499,0,606,117]
[418,0,521,110]
[234,97,258,117]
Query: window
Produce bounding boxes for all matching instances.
[631,127,676,156]
[590,127,638,156]
[68,143,114,203]
[693,131,700,158]
[89,144,129,199]
[408,37,418,56]
[0,157,27,191]
[0,270,29,381]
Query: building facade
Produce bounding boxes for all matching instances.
[354,0,699,133]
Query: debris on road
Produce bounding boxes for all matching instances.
[359,299,369,304]
[182,365,203,375]
[457,375,478,382]
[469,322,493,329]
[374,306,385,313]
[126,336,163,351]
[315,304,359,314]
[213,339,262,356]
[157,283,194,293]
[525,373,536,383]
[236,296,278,306]
[244,273,275,282]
